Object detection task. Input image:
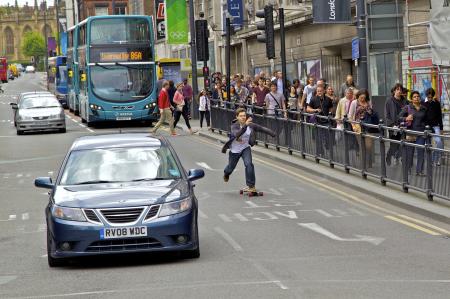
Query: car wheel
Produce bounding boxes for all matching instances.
[47,231,66,268]
[16,129,23,135]
[59,128,66,133]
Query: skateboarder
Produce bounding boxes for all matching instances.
[222,108,276,194]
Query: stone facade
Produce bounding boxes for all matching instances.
[0,2,60,61]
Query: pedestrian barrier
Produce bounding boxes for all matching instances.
[210,99,450,202]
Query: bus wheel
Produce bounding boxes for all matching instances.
[81,118,86,123]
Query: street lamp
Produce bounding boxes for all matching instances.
[43,0,48,72]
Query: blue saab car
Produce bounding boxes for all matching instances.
[35,133,204,267]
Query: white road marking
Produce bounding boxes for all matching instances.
[348,208,367,216]
[298,222,385,245]
[8,214,16,220]
[245,258,289,290]
[268,188,283,196]
[22,213,30,220]
[332,209,348,216]
[214,226,243,252]
[9,280,282,298]
[195,162,219,171]
[0,275,17,286]
[198,209,209,219]
[48,171,54,176]
[41,254,47,258]
[315,209,335,217]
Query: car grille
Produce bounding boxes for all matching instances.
[85,238,162,252]
[145,205,160,220]
[100,207,144,224]
[84,209,101,223]
[32,116,49,120]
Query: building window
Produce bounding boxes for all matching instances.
[5,27,14,54]
[115,5,127,15]
[95,6,108,16]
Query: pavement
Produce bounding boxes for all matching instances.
[173,123,450,223]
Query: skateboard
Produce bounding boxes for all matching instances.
[239,189,263,197]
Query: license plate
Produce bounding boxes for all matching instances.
[100,227,147,239]
[116,117,132,121]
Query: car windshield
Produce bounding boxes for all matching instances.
[60,147,182,185]
[20,97,60,109]
[90,65,153,102]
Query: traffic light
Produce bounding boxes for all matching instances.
[202,66,210,91]
[256,5,275,59]
[195,19,209,61]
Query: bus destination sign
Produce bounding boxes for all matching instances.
[100,51,143,62]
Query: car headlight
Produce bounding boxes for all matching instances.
[49,114,62,119]
[52,205,87,222]
[159,197,192,217]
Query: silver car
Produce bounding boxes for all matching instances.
[11,96,66,135]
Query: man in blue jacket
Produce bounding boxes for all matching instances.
[222,108,276,193]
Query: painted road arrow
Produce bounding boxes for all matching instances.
[298,222,385,245]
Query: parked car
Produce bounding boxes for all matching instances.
[11,95,66,135]
[34,133,204,267]
[25,65,35,73]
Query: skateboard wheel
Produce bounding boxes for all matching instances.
[248,193,253,197]
[259,192,263,196]
[239,190,243,195]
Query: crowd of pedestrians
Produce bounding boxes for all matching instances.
[203,70,445,173]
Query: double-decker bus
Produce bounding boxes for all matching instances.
[77,15,157,125]
[67,25,80,114]
[1,58,8,83]
[48,56,68,107]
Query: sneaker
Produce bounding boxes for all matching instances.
[223,174,229,182]
[171,132,178,136]
[416,172,426,177]
[242,186,256,192]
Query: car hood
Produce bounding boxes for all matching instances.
[53,179,189,208]
[20,107,62,117]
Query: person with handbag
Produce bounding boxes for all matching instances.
[398,91,429,176]
[264,82,287,118]
[172,82,195,135]
[350,89,378,168]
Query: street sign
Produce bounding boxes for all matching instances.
[352,37,360,60]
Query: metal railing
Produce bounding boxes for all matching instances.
[210,100,450,201]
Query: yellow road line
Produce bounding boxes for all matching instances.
[398,214,450,235]
[193,136,447,236]
[385,216,441,236]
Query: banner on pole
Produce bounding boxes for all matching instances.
[429,0,450,66]
[313,0,351,24]
[155,0,166,41]
[227,0,244,31]
[165,0,189,44]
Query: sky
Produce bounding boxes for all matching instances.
[0,0,55,6]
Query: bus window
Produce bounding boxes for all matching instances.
[90,18,149,44]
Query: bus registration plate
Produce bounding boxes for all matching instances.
[116,116,132,121]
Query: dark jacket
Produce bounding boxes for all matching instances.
[398,104,428,132]
[385,96,408,127]
[222,121,276,153]
[424,100,443,130]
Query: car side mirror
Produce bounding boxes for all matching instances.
[187,169,205,182]
[10,103,18,109]
[34,177,54,189]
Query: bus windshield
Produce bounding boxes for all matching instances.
[90,65,153,102]
[57,65,67,85]
[90,18,150,45]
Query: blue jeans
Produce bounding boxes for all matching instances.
[432,126,444,163]
[224,147,255,187]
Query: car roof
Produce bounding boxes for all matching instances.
[20,91,52,96]
[71,133,165,151]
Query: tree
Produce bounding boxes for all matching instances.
[22,31,46,67]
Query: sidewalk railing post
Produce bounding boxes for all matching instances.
[400,128,409,193]
[327,112,334,168]
[379,119,387,186]
[314,117,320,163]
[300,109,306,159]
[361,124,367,179]
[425,126,434,201]
[343,115,350,173]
